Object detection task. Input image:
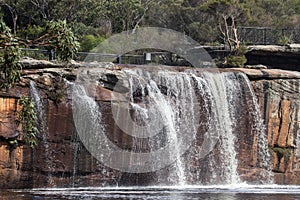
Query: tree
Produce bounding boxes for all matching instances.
[40,20,79,61]
[0,19,79,89]
[15,20,79,61]
[0,0,27,34]
[201,0,249,52]
[0,18,21,89]
[104,0,153,33]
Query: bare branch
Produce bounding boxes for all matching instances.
[132,0,152,34]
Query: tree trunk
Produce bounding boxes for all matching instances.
[13,15,17,35]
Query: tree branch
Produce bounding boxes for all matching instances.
[132,0,152,34]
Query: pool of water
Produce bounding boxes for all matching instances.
[2,185,300,200]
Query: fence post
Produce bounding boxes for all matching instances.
[263,28,267,45]
[117,55,122,64]
[144,53,151,64]
[49,49,55,61]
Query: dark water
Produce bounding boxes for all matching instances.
[2,185,300,200]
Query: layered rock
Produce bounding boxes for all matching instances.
[246,45,300,71]
[252,78,300,184]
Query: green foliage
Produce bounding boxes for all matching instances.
[226,45,248,67]
[226,55,247,67]
[104,0,151,32]
[0,19,21,89]
[278,35,291,46]
[17,96,39,148]
[201,0,233,12]
[45,77,67,104]
[2,0,300,48]
[2,0,300,45]
[19,24,45,40]
[233,45,248,55]
[69,22,108,39]
[0,18,80,88]
[79,34,105,52]
[271,147,292,164]
[45,20,80,61]
[188,23,218,44]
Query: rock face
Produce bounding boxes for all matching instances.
[0,60,300,188]
[246,45,300,71]
[252,78,300,184]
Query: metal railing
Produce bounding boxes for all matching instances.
[237,27,300,45]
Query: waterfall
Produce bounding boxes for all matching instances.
[71,67,272,186]
[71,81,113,186]
[206,72,240,184]
[191,72,241,184]
[125,69,198,185]
[29,81,55,186]
[65,80,80,187]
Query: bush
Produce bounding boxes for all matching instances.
[46,20,80,61]
[0,19,22,89]
[17,96,39,148]
[79,34,105,52]
[225,45,248,67]
[226,55,247,67]
[18,24,45,41]
[278,35,291,46]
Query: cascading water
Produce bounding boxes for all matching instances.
[65,80,81,187]
[122,69,198,185]
[71,81,118,186]
[29,81,55,186]
[71,67,272,186]
[196,72,241,184]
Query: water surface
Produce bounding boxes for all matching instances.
[2,185,300,200]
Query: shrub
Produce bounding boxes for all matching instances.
[226,55,247,67]
[225,45,248,67]
[278,35,291,46]
[17,96,39,148]
[79,34,105,52]
[0,19,22,89]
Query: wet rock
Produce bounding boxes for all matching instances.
[252,75,300,184]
